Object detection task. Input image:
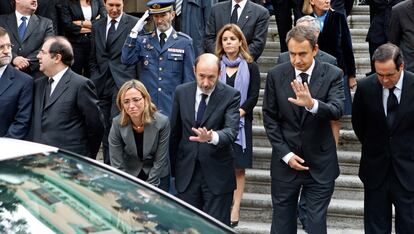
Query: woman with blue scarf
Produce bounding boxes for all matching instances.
[215,24,260,227]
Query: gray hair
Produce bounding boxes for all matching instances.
[296,16,320,34]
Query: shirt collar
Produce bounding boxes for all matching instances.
[51,67,69,85]
[157,27,174,41]
[0,65,7,79]
[15,11,31,23]
[295,59,316,79]
[232,0,247,12]
[106,13,123,26]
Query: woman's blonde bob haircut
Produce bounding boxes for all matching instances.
[215,23,253,63]
[116,80,157,126]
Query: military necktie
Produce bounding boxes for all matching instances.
[159,32,167,48]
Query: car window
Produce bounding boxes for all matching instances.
[0,151,233,233]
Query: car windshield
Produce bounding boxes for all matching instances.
[0,151,232,234]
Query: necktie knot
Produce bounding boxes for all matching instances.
[48,78,54,85]
[234,4,240,9]
[201,93,208,100]
[299,72,309,84]
[389,86,396,93]
[21,16,27,22]
[110,19,116,26]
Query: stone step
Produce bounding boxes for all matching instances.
[348,15,370,29]
[240,193,365,229]
[350,5,369,15]
[252,147,361,175]
[244,169,363,200]
[252,125,362,151]
[235,221,365,234]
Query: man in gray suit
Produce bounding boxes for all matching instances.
[205,0,269,60]
[389,0,414,73]
[170,53,240,225]
[89,0,139,165]
[263,26,344,234]
[0,0,54,78]
[30,36,104,159]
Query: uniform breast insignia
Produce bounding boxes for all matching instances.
[144,55,150,66]
[172,32,178,39]
[145,43,154,50]
[168,48,185,54]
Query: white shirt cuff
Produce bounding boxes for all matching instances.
[282,152,295,164]
[305,99,318,113]
[129,31,138,38]
[207,131,219,145]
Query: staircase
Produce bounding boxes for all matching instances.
[235,5,371,233]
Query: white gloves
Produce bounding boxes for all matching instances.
[130,10,150,37]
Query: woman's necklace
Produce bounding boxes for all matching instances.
[132,122,144,132]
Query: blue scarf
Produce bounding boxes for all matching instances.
[219,55,250,151]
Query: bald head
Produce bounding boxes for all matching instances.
[194,53,221,93]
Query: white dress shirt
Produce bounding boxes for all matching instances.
[383,70,404,115]
[50,67,69,95]
[106,13,123,39]
[231,0,247,21]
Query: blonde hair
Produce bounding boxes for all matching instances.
[116,80,157,126]
[215,24,253,63]
[302,0,314,15]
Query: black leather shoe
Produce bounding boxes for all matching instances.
[230,220,239,228]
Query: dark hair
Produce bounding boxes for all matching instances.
[372,43,404,71]
[47,36,74,66]
[286,25,318,49]
[0,27,8,37]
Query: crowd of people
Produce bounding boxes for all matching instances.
[0,0,413,233]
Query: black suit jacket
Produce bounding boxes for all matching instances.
[316,9,355,77]
[0,0,13,15]
[0,65,33,139]
[366,0,403,45]
[352,71,414,191]
[30,68,104,158]
[0,13,54,78]
[278,50,338,66]
[205,0,269,60]
[90,13,139,95]
[37,0,60,34]
[58,0,106,42]
[263,61,344,184]
[389,0,414,72]
[170,81,241,195]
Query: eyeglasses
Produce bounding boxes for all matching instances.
[122,96,144,106]
[0,43,13,51]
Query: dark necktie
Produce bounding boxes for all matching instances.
[44,78,54,107]
[195,94,208,128]
[298,73,309,117]
[387,87,398,129]
[299,72,309,84]
[159,32,167,48]
[106,19,117,50]
[18,16,27,40]
[230,4,239,24]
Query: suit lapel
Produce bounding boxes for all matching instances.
[0,66,13,96]
[282,66,301,120]
[143,121,157,157]
[392,72,414,131]
[23,14,39,42]
[44,69,71,110]
[121,122,138,158]
[187,83,197,126]
[237,1,251,29]
[200,82,225,126]
[108,14,128,48]
[98,19,107,50]
[7,14,20,45]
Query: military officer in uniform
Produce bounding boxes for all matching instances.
[121,0,195,117]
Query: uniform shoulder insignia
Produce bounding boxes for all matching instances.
[177,32,192,40]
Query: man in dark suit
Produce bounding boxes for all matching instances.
[90,0,139,164]
[365,0,403,75]
[389,0,414,73]
[263,26,344,234]
[0,0,54,78]
[30,36,104,158]
[352,43,414,233]
[205,0,269,60]
[170,53,240,226]
[0,26,33,139]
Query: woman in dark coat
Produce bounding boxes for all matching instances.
[58,0,106,77]
[304,0,357,115]
[215,23,260,227]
